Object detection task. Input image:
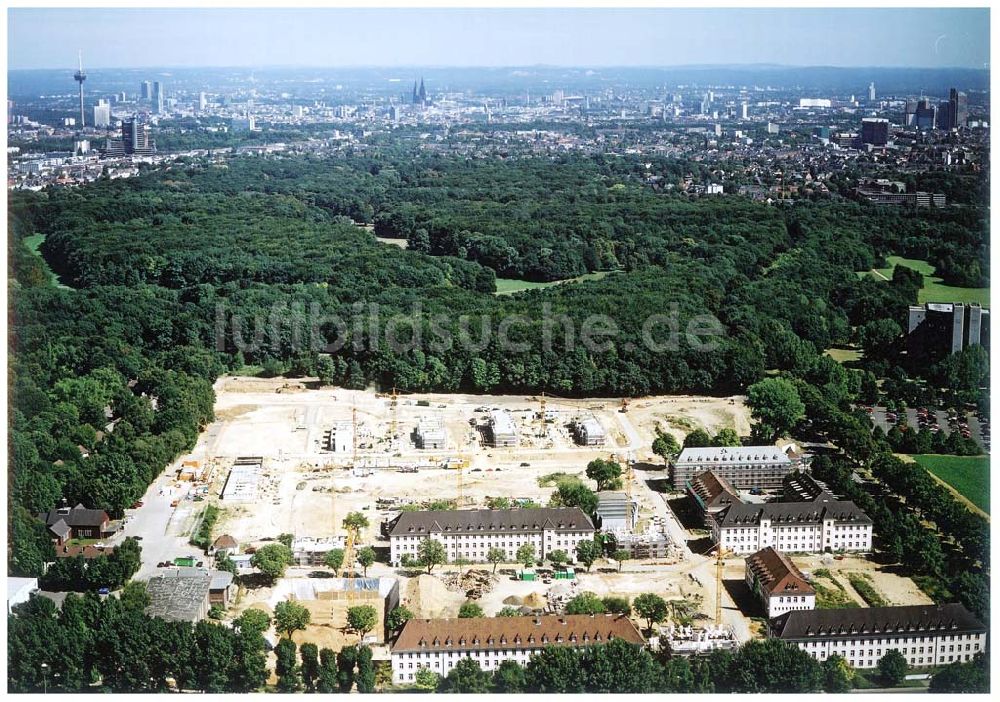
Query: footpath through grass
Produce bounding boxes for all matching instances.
[872,256,989,307]
[910,454,990,514]
[494,270,617,295]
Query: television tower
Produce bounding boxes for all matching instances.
[73,50,86,128]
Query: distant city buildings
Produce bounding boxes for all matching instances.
[103,117,155,156]
[92,99,111,129]
[412,77,429,106]
[152,81,165,114]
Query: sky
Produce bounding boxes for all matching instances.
[7,7,991,70]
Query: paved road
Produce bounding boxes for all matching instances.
[109,468,200,581]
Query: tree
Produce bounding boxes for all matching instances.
[582,638,661,693]
[275,638,303,692]
[553,478,599,517]
[234,608,270,636]
[712,427,741,447]
[565,592,606,615]
[601,596,631,615]
[438,657,491,693]
[357,546,376,576]
[821,654,853,693]
[516,543,536,568]
[496,606,523,617]
[728,638,823,693]
[492,659,527,692]
[324,548,345,573]
[346,605,378,639]
[575,539,599,572]
[414,667,440,691]
[633,593,669,632]
[277,533,294,548]
[487,547,506,573]
[250,543,292,583]
[458,601,484,618]
[386,605,413,635]
[746,377,805,441]
[316,648,339,693]
[652,428,681,464]
[612,549,629,572]
[356,645,376,693]
[337,644,357,692]
[525,646,585,693]
[417,538,447,573]
[929,652,989,693]
[585,458,622,491]
[547,549,569,567]
[119,580,151,611]
[877,649,908,687]
[300,642,319,691]
[683,428,712,448]
[342,512,370,534]
[274,600,311,639]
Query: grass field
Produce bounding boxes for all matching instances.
[22,233,71,289]
[494,270,617,295]
[825,347,862,364]
[871,256,989,307]
[911,454,990,513]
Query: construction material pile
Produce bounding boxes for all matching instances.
[441,569,498,600]
[405,574,465,619]
[544,580,581,613]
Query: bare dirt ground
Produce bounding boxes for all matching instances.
[195,378,750,547]
[793,553,933,607]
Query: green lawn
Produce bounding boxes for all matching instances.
[494,270,617,295]
[911,454,990,513]
[872,256,989,307]
[825,347,862,364]
[22,233,71,289]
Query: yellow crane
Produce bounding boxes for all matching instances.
[351,406,358,468]
[389,386,399,444]
[714,547,733,626]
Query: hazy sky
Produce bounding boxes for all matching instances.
[8,7,990,70]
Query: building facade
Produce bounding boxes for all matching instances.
[387,508,595,566]
[572,417,606,446]
[907,302,990,361]
[745,547,816,618]
[712,501,872,555]
[390,615,643,684]
[486,409,518,448]
[670,446,798,490]
[770,604,986,669]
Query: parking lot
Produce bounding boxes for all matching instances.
[867,406,989,451]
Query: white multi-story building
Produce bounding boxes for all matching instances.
[770,604,986,669]
[745,547,815,618]
[712,501,872,555]
[390,615,644,684]
[487,409,518,447]
[670,445,799,490]
[387,508,595,566]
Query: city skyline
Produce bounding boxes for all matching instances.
[8,7,991,71]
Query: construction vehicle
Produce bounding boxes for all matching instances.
[620,397,630,413]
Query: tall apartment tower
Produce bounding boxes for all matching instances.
[868,82,876,102]
[152,81,165,114]
[949,88,968,129]
[141,81,152,100]
[73,50,87,128]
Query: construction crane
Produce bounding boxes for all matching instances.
[351,406,358,468]
[537,392,547,438]
[389,387,399,445]
[341,527,358,610]
[714,547,733,626]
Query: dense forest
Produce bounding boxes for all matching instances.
[7,149,989,581]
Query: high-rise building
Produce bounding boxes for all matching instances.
[943,88,969,129]
[860,117,889,146]
[868,81,876,102]
[141,81,152,100]
[152,81,165,114]
[914,99,936,130]
[740,102,749,120]
[104,117,155,156]
[904,99,918,126]
[92,99,111,129]
[198,92,207,111]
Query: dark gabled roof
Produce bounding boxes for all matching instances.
[687,470,742,510]
[392,615,643,653]
[771,604,986,640]
[783,471,837,503]
[388,508,595,537]
[39,504,110,529]
[745,547,814,597]
[716,500,872,528]
[48,519,72,540]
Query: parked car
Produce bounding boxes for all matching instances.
[130,501,144,509]
[98,587,110,595]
